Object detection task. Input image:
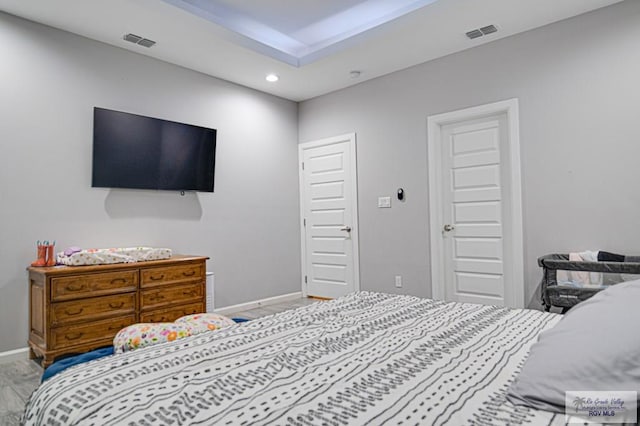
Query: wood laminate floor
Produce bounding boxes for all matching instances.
[0,296,322,426]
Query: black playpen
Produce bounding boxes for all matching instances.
[539,253,640,312]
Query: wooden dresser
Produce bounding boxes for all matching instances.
[28,255,208,367]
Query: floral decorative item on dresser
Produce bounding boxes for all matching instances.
[56,246,172,266]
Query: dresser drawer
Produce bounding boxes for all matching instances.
[140,282,203,310]
[51,293,136,326]
[140,263,204,288]
[51,315,136,349]
[140,302,204,323]
[51,270,138,301]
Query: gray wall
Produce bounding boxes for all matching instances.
[0,13,300,352]
[298,1,640,307]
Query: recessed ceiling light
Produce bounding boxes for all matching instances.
[266,74,279,82]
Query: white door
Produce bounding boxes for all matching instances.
[299,133,359,299]
[428,100,524,308]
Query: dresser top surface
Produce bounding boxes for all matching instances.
[28,254,208,276]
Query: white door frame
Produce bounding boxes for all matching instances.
[298,133,360,297]
[427,99,524,308]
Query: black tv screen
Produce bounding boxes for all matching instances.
[92,107,216,192]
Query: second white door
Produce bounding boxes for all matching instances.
[428,100,524,308]
[299,133,359,299]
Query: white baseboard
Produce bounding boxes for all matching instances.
[214,292,303,316]
[0,347,30,364]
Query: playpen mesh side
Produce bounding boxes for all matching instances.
[538,254,640,309]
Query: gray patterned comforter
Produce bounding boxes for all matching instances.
[23,292,565,425]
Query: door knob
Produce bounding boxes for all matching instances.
[340,226,352,232]
[443,224,455,232]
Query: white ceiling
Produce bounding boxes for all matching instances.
[162,0,439,66]
[0,0,623,101]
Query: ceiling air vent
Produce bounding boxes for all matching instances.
[123,33,156,48]
[465,29,483,39]
[480,25,498,35]
[465,24,498,40]
[137,38,156,48]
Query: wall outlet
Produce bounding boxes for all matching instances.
[395,275,402,288]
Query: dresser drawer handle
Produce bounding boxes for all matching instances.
[110,278,126,284]
[183,290,198,297]
[65,284,86,292]
[149,294,165,302]
[64,308,84,316]
[108,324,125,331]
[64,332,83,341]
[109,302,125,309]
[182,270,196,277]
[150,274,165,281]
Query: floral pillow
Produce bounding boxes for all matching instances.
[113,313,236,353]
[175,313,236,335]
[113,323,192,354]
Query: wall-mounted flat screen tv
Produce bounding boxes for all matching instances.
[92,107,216,192]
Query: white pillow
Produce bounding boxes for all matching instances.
[508,280,640,412]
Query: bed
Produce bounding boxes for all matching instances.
[21,290,634,425]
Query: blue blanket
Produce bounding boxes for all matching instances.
[42,346,114,382]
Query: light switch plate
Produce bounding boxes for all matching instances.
[378,196,391,208]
